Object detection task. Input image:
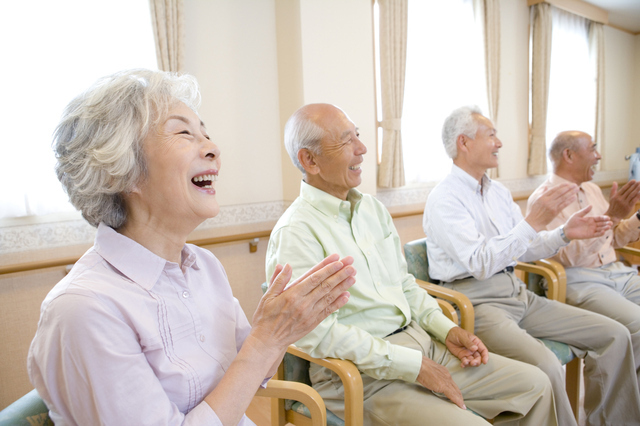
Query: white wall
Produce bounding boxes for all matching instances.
[495,0,530,180]
[183,0,284,207]
[296,0,377,196]
[602,26,638,172]
[634,34,640,153]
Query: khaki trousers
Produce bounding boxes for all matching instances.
[310,321,557,426]
[445,272,640,426]
[565,262,640,382]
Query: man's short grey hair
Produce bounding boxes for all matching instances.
[442,105,484,159]
[284,106,327,173]
[548,131,582,170]
[54,68,201,229]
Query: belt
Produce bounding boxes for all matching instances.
[385,325,408,338]
[434,266,514,284]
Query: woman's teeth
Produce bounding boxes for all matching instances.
[192,174,217,188]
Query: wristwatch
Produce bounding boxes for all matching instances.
[560,225,571,243]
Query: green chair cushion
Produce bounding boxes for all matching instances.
[291,401,345,426]
[0,389,52,426]
[403,238,432,283]
[541,339,575,365]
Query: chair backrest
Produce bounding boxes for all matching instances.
[0,389,52,426]
[403,238,433,283]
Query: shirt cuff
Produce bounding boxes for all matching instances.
[260,375,272,389]
[389,344,423,383]
[627,213,640,228]
[184,401,223,426]
[427,313,458,343]
[549,226,569,247]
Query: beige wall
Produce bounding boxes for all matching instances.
[183,0,284,206]
[182,0,376,206]
[602,26,639,171]
[494,0,531,180]
[634,34,640,152]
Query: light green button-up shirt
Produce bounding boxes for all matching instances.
[266,181,456,383]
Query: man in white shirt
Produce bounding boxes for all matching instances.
[423,105,640,426]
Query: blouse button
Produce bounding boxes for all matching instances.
[200,335,205,342]
[182,291,190,298]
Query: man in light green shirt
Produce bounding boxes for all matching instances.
[266,103,558,425]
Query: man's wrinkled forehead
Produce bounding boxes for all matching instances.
[318,108,356,140]
[473,113,495,133]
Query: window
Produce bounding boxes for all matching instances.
[0,1,157,220]
[374,0,489,185]
[545,7,595,156]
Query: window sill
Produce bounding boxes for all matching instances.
[378,169,627,217]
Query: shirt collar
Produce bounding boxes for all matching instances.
[299,180,363,218]
[549,173,584,190]
[451,164,491,195]
[94,223,199,290]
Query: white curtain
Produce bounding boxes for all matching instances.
[528,2,552,176]
[394,0,488,184]
[475,0,500,178]
[545,6,595,169]
[377,0,408,188]
[149,0,184,73]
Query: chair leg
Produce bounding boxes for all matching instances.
[566,358,582,422]
[271,396,286,426]
[272,362,286,426]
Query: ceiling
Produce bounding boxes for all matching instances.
[583,0,640,34]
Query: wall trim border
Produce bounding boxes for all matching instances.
[0,201,290,256]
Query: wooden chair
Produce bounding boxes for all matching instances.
[264,281,475,426]
[403,237,581,421]
[0,382,327,426]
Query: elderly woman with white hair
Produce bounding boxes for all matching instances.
[27,69,356,426]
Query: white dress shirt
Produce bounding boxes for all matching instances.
[424,165,567,282]
[28,223,259,426]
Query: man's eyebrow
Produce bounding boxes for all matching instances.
[341,127,358,139]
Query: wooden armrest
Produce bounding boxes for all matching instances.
[416,279,475,333]
[528,259,566,303]
[256,379,327,426]
[616,246,640,257]
[516,262,562,303]
[436,299,458,325]
[287,345,363,426]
